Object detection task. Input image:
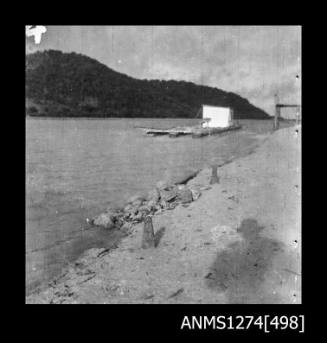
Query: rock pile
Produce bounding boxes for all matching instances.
[90,182,201,230]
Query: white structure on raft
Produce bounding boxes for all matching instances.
[201,105,233,128]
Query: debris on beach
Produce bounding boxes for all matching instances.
[89,181,202,230]
[190,187,201,201]
[168,288,184,299]
[177,186,193,204]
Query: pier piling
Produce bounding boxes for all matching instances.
[142,216,155,249]
[210,165,219,184]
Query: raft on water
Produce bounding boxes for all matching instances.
[145,124,242,138]
[191,124,242,138]
[145,127,192,137]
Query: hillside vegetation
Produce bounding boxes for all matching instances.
[26,50,270,119]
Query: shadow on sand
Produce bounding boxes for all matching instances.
[206,218,284,303]
[154,226,166,247]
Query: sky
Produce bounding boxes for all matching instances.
[26,26,301,116]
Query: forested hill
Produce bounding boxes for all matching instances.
[26,50,270,119]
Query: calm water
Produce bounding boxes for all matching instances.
[26,117,292,294]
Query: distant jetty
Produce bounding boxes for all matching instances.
[145,105,242,138]
[145,124,242,138]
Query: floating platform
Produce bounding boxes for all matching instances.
[145,128,192,137]
[145,124,242,138]
[192,124,242,138]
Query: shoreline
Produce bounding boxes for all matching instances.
[26,131,267,298]
[25,125,268,297]
[26,126,300,303]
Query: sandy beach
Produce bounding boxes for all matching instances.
[26,125,301,304]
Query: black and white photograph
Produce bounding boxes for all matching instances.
[25,25,301,305]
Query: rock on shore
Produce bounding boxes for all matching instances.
[90,177,201,230]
